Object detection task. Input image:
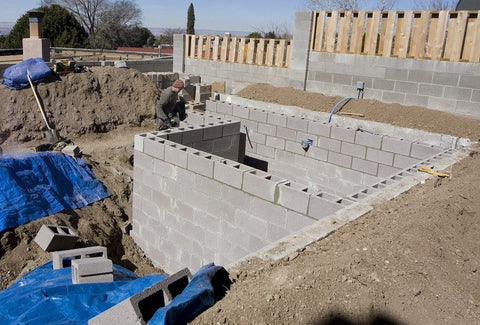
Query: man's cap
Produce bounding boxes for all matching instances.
[173,79,184,89]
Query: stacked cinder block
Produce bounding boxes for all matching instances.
[52,246,108,270]
[34,224,79,252]
[88,268,192,325]
[143,72,179,89]
[194,83,212,103]
[72,256,113,284]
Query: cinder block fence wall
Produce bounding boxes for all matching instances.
[132,104,450,273]
[173,12,480,118]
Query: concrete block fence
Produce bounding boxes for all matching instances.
[131,105,452,273]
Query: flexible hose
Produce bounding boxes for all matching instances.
[327,97,355,123]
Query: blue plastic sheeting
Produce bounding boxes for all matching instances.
[2,57,52,90]
[0,262,224,324]
[0,152,110,232]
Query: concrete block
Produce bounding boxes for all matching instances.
[341,142,366,158]
[266,136,285,149]
[418,83,444,97]
[216,101,233,115]
[285,140,307,155]
[381,137,412,156]
[61,145,81,157]
[34,224,78,252]
[307,120,331,137]
[308,192,353,220]
[377,164,402,178]
[471,89,480,102]
[258,123,277,136]
[242,169,287,202]
[393,154,420,169]
[134,134,147,152]
[267,112,287,127]
[287,116,309,132]
[89,268,192,325]
[332,73,352,85]
[276,126,297,141]
[355,130,382,149]
[143,137,166,160]
[327,151,352,168]
[404,94,428,107]
[256,144,275,158]
[444,86,472,101]
[232,105,250,119]
[164,143,189,169]
[459,74,480,88]
[455,100,480,116]
[408,70,433,83]
[52,246,107,270]
[366,148,394,165]
[205,100,217,112]
[348,187,378,201]
[306,146,328,161]
[385,68,408,81]
[318,136,341,152]
[250,109,268,123]
[203,123,223,140]
[394,80,419,94]
[382,91,406,103]
[214,159,254,189]
[278,181,312,214]
[186,111,206,125]
[330,126,356,143]
[351,158,378,175]
[222,121,240,136]
[248,131,266,145]
[72,257,113,284]
[181,125,204,145]
[187,151,216,178]
[410,143,443,160]
[432,72,459,86]
[373,78,395,90]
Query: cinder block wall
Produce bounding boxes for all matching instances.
[205,100,446,197]
[132,106,450,273]
[173,12,480,118]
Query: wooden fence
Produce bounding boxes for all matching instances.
[185,35,292,68]
[311,10,480,63]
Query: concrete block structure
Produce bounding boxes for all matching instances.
[72,257,113,284]
[131,101,455,273]
[52,246,108,270]
[34,224,78,252]
[88,268,192,325]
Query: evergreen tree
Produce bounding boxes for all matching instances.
[187,3,195,35]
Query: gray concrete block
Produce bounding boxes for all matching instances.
[385,68,408,81]
[222,121,240,136]
[327,151,352,168]
[181,125,204,145]
[471,90,480,102]
[187,151,216,178]
[242,169,287,202]
[418,83,444,97]
[306,146,328,161]
[34,224,78,252]
[341,142,366,159]
[394,81,419,94]
[408,70,433,83]
[432,72,459,86]
[308,192,353,220]
[278,181,312,214]
[287,116,309,132]
[250,109,268,123]
[143,137,166,160]
[355,130,382,149]
[52,246,108,270]
[410,143,443,160]
[285,210,315,232]
[256,144,276,159]
[258,123,277,136]
[366,148,394,165]
[266,136,286,150]
[373,78,395,91]
[382,91,406,103]
[134,134,147,152]
[332,73,353,85]
[214,159,254,189]
[444,86,473,101]
[203,123,223,140]
[72,257,113,284]
[318,136,341,152]
[330,126,356,143]
[404,94,429,107]
[285,140,307,155]
[455,100,480,116]
[459,74,480,88]
[377,164,402,178]
[381,137,412,156]
[232,105,250,119]
[351,158,378,175]
[308,120,331,137]
[267,112,287,127]
[393,154,420,169]
[217,101,233,115]
[313,71,333,82]
[276,126,297,141]
[427,96,457,112]
[164,143,189,168]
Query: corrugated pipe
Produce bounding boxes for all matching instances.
[327,97,355,123]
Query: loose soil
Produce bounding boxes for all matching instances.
[0,68,479,324]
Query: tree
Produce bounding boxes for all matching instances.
[155,27,185,46]
[41,0,142,48]
[375,0,396,10]
[305,0,398,10]
[0,5,88,49]
[413,0,456,10]
[187,3,195,35]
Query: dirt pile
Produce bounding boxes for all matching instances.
[0,69,479,324]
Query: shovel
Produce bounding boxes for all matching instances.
[26,70,61,142]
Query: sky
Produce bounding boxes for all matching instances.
[0,0,425,33]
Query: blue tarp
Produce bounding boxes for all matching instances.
[0,262,225,324]
[0,151,111,232]
[2,57,52,90]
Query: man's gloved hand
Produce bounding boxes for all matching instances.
[179,113,188,121]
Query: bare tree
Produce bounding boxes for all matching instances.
[305,0,398,10]
[375,0,396,11]
[256,22,292,39]
[413,0,456,10]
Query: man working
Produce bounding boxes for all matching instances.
[155,79,188,130]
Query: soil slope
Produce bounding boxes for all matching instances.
[0,68,479,324]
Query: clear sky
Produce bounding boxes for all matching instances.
[1,1,424,33]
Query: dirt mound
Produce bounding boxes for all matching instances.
[0,66,158,146]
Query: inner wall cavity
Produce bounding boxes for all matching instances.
[131,102,449,273]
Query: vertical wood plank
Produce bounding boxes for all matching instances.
[204,36,212,60]
[265,39,275,66]
[220,37,229,61]
[285,41,292,67]
[351,12,365,54]
[325,11,339,52]
[246,38,255,64]
[255,39,265,65]
[445,11,468,61]
[313,11,326,51]
[337,11,351,52]
[185,35,191,58]
[238,38,246,63]
[189,35,197,59]
[229,37,237,62]
[410,11,429,58]
[429,11,448,60]
[465,11,480,62]
[276,39,286,67]
[382,11,396,57]
[212,36,220,61]
[396,11,413,58]
[364,11,381,55]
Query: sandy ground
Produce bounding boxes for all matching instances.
[0,67,479,324]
